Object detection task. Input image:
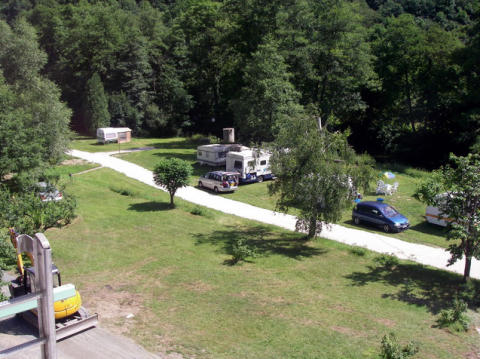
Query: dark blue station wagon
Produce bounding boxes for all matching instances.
[352,201,409,233]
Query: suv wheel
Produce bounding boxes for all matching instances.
[198,181,203,188]
[353,217,361,225]
[383,224,391,233]
[214,186,219,193]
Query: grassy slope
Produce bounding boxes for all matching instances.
[45,166,479,359]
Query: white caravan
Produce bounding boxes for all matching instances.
[226,149,273,183]
[425,205,454,227]
[196,144,249,166]
[96,127,132,144]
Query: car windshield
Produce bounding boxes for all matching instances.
[380,205,400,218]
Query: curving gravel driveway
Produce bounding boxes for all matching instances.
[70,149,479,280]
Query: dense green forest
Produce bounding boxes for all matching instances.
[0,0,479,168]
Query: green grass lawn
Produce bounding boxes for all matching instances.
[70,137,451,249]
[42,165,479,359]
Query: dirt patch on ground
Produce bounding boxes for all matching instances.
[80,282,144,335]
[373,318,396,327]
[330,325,369,338]
[62,158,90,166]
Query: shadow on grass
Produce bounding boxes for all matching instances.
[345,262,477,315]
[194,225,327,261]
[408,221,447,236]
[128,201,171,212]
[144,140,198,150]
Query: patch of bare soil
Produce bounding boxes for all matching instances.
[61,158,90,165]
[330,325,369,338]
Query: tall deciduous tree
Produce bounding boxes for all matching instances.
[414,153,480,282]
[84,73,110,135]
[277,0,374,119]
[269,114,376,239]
[230,39,303,143]
[0,76,43,180]
[153,158,192,208]
[0,18,71,172]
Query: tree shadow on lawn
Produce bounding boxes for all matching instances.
[345,262,478,315]
[151,151,196,163]
[407,221,447,236]
[127,201,171,212]
[194,225,327,261]
[144,140,198,150]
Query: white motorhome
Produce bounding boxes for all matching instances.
[196,144,248,166]
[96,127,132,144]
[226,149,273,183]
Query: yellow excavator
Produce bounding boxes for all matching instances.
[8,228,98,338]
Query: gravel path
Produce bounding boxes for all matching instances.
[70,149,480,280]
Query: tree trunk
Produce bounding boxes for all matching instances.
[307,216,317,239]
[463,257,471,282]
[170,192,175,208]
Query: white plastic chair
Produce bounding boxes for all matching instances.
[392,182,399,193]
[376,180,385,194]
[384,184,392,195]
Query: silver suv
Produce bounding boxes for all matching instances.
[198,171,239,193]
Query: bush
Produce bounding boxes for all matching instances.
[0,234,15,302]
[379,332,419,359]
[190,206,212,218]
[231,238,258,264]
[109,186,139,197]
[187,133,222,144]
[438,297,470,332]
[457,281,480,306]
[373,253,399,269]
[349,244,367,256]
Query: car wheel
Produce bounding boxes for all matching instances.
[353,217,361,225]
[214,186,219,193]
[257,175,264,183]
[383,224,391,233]
[198,181,203,188]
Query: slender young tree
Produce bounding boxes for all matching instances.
[414,153,480,282]
[153,158,193,208]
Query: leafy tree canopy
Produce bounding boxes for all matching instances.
[414,153,480,281]
[153,158,193,208]
[269,113,376,239]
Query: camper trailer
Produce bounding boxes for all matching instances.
[197,144,232,166]
[425,205,454,227]
[96,127,132,144]
[196,144,249,166]
[226,149,273,183]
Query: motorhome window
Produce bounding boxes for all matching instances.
[106,133,116,138]
[206,152,210,157]
[234,161,242,169]
[198,151,202,156]
[260,160,266,165]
